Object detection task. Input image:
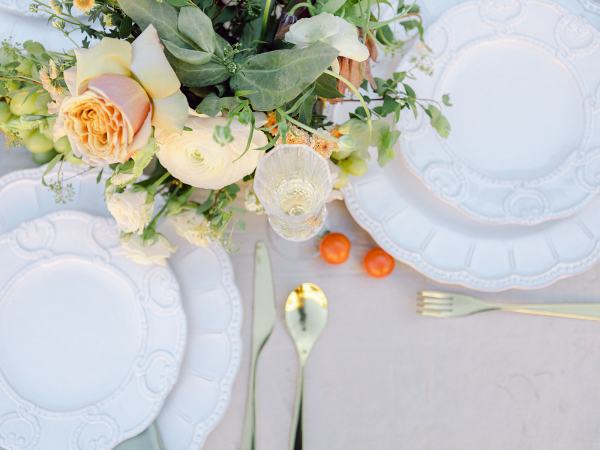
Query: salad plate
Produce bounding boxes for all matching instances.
[0,166,242,450]
[398,0,600,225]
[0,210,186,450]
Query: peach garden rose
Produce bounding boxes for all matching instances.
[55,25,188,166]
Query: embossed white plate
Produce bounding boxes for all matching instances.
[399,0,600,224]
[0,166,242,450]
[0,210,186,450]
[344,150,600,291]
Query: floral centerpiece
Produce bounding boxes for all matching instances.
[0,0,449,264]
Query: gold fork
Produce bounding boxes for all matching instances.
[417,291,600,321]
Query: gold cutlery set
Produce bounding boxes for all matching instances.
[244,243,600,450]
[242,242,328,450]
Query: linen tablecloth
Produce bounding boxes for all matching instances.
[3,146,600,450]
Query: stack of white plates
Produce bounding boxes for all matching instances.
[345,0,600,291]
[0,166,243,449]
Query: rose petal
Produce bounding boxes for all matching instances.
[87,74,151,136]
[129,109,153,154]
[63,67,77,96]
[131,25,181,100]
[152,90,189,132]
[74,38,132,94]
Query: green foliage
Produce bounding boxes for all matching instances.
[162,40,212,64]
[109,139,157,187]
[178,6,216,53]
[371,121,400,166]
[425,105,451,138]
[167,56,230,87]
[230,42,338,111]
[314,73,344,99]
[196,93,242,116]
[118,0,187,46]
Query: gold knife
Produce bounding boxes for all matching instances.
[241,241,276,450]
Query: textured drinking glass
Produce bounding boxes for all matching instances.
[254,144,333,241]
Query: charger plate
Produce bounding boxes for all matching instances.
[398,0,600,224]
[0,166,242,450]
[0,210,186,450]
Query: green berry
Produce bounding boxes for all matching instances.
[31,149,57,165]
[24,130,53,154]
[10,91,50,116]
[53,135,71,154]
[339,155,368,177]
[16,59,34,77]
[0,101,11,124]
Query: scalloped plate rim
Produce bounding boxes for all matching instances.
[0,164,242,450]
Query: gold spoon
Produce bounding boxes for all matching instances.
[284,283,329,450]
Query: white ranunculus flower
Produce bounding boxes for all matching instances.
[284,13,369,62]
[170,210,211,246]
[106,187,154,234]
[155,114,268,190]
[120,233,175,266]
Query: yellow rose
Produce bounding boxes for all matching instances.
[55,25,188,166]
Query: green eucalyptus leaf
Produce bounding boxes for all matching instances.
[118,0,188,47]
[167,0,192,6]
[23,41,45,56]
[240,18,261,50]
[163,39,213,64]
[316,0,347,14]
[196,93,241,116]
[426,105,451,138]
[168,55,230,87]
[178,6,216,53]
[230,42,338,111]
[314,73,343,99]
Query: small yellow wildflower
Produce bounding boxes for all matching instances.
[73,0,95,13]
[49,0,62,15]
[265,111,278,135]
[280,125,310,145]
[310,134,337,159]
[49,60,59,80]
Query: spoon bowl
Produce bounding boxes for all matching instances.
[285,283,328,450]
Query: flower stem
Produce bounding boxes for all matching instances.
[261,0,274,40]
[277,109,337,142]
[323,69,372,134]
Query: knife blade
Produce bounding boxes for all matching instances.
[241,241,276,450]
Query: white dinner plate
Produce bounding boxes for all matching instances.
[399,0,600,224]
[580,0,600,13]
[0,210,186,450]
[0,166,242,450]
[344,152,600,291]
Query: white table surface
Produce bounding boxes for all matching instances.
[3,145,600,450]
[3,1,600,448]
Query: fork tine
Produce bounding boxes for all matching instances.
[417,309,446,318]
[419,290,452,299]
[419,304,452,312]
[418,297,452,306]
